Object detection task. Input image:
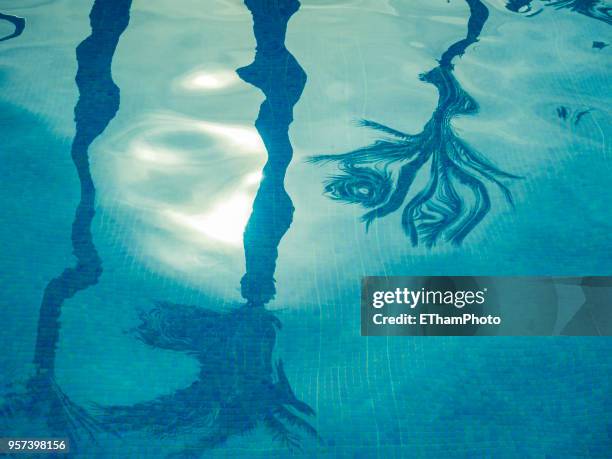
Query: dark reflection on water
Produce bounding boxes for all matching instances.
[238,0,307,308]
[100,1,316,456]
[506,0,612,25]
[1,0,132,449]
[557,105,592,125]
[310,0,519,247]
[103,303,317,456]
[505,0,541,14]
[0,12,25,42]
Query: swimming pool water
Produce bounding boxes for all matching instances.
[1,0,611,457]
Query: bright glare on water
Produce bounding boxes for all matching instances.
[0,0,611,458]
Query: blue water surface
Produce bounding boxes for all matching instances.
[1,0,611,457]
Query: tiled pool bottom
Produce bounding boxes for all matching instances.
[1,0,611,457]
[7,332,611,457]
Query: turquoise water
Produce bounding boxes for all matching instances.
[1,0,611,457]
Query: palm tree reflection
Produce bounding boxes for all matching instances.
[0,12,25,42]
[100,1,316,456]
[103,303,317,454]
[1,0,132,449]
[310,0,519,247]
[506,0,612,25]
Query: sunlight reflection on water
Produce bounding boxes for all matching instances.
[165,191,254,246]
[178,68,241,91]
[99,111,266,277]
